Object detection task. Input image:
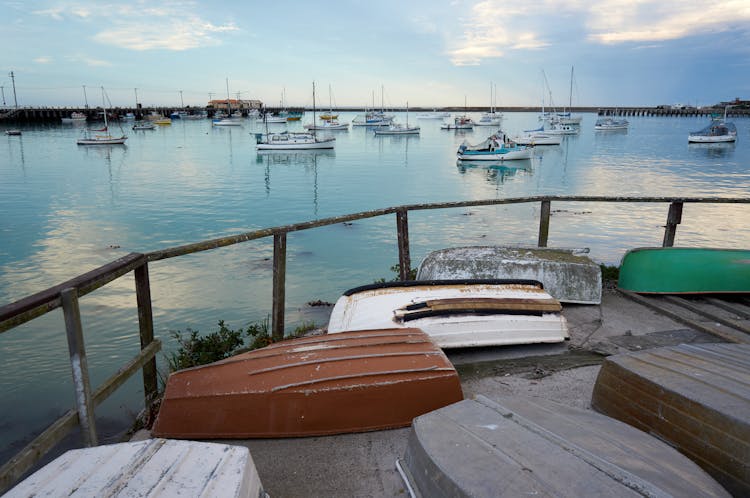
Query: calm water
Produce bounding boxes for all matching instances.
[1,112,749,464]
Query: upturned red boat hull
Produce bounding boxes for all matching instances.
[153,328,463,438]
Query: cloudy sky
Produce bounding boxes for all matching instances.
[2,0,749,108]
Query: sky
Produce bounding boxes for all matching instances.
[1,0,749,108]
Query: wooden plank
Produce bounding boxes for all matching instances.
[272,232,287,342]
[538,199,551,247]
[396,209,411,281]
[397,297,562,314]
[134,263,158,405]
[618,289,750,344]
[61,288,97,447]
[0,253,145,333]
[662,201,683,247]
[705,297,750,320]
[664,296,750,334]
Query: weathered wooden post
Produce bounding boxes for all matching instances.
[272,232,287,341]
[538,199,551,247]
[396,209,411,281]
[134,262,157,406]
[61,287,98,447]
[662,201,683,247]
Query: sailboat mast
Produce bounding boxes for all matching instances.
[101,86,108,130]
[312,81,316,138]
[568,66,574,112]
[226,78,231,115]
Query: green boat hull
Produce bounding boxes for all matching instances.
[618,247,750,294]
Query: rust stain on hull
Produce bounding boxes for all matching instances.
[153,328,463,439]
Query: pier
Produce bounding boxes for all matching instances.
[2,105,748,124]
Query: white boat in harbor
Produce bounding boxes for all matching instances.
[457,132,532,161]
[351,111,392,127]
[418,110,450,119]
[132,121,155,130]
[475,82,503,127]
[61,112,87,124]
[557,66,582,126]
[76,87,127,145]
[543,121,580,135]
[213,118,242,126]
[327,280,569,349]
[257,82,336,150]
[595,117,629,131]
[512,126,562,145]
[688,107,737,143]
[305,119,349,131]
[441,116,474,130]
[374,102,420,135]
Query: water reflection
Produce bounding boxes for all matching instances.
[256,150,335,216]
[456,159,533,185]
[6,132,26,170]
[687,141,736,159]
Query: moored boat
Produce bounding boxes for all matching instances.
[457,132,532,161]
[255,131,335,149]
[153,117,172,125]
[152,328,464,438]
[212,118,243,126]
[76,87,127,145]
[327,279,569,348]
[688,121,737,143]
[440,115,474,130]
[60,111,87,124]
[4,129,21,136]
[511,127,562,145]
[595,117,629,130]
[374,102,420,135]
[592,343,750,496]
[132,121,155,130]
[400,395,730,498]
[617,247,750,294]
[304,119,349,131]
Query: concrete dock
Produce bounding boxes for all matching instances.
[195,288,732,497]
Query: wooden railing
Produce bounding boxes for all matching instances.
[0,195,748,492]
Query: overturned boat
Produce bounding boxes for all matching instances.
[399,395,730,497]
[153,328,463,439]
[417,246,602,304]
[327,279,569,348]
[593,343,750,496]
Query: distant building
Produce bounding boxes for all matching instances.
[720,97,749,108]
[208,99,263,111]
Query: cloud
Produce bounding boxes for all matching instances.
[66,55,112,67]
[446,0,750,66]
[33,1,238,51]
[33,56,53,64]
[94,17,238,51]
[586,1,750,44]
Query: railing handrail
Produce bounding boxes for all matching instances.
[1,195,749,493]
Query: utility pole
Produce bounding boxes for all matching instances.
[1,86,5,106]
[9,71,18,109]
[83,85,89,109]
[134,88,139,106]
[179,90,184,108]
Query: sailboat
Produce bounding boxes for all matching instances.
[441,96,474,130]
[305,85,348,130]
[557,66,582,125]
[76,87,127,145]
[256,82,336,150]
[475,83,502,126]
[213,79,242,126]
[374,102,420,135]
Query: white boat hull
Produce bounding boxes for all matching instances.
[688,134,736,143]
[457,148,532,161]
[512,134,562,145]
[77,136,127,145]
[213,119,242,126]
[327,281,569,349]
[256,138,336,150]
[374,127,420,135]
[441,125,473,130]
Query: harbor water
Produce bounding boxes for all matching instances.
[1,112,749,466]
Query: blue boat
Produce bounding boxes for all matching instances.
[457,132,532,161]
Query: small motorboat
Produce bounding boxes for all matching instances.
[304,119,349,131]
[440,116,474,130]
[212,118,243,126]
[4,129,21,136]
[132,121,155,130]
[153,328,463,439]
[4,438,265,498]
[399,395,730,497]
[593,343,750,496]
[327,279,569,348]
[595,117,629,130]
[457,132,532,161]
[689,106,737,143]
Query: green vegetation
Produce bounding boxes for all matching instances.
[600,264,620,283]
[166,317,318,373]
[375,263,418,283]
